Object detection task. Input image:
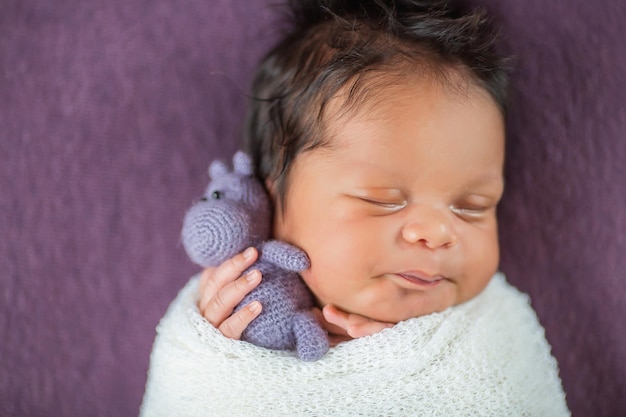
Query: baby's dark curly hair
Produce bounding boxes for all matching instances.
[244,0,509,205]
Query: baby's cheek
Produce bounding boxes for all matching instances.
[300,260,331,307]
[462,235,499,300]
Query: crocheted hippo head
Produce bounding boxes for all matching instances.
[181,151,271,266]
[181,151,329,361]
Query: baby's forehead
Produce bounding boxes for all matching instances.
[321,69,497,131]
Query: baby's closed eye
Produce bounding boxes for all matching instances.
[450,196,498,220]
[346,188,408,214]
[357,197,407,210]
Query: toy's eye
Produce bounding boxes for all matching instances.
[211,191,222,200]
[199,197,208,202]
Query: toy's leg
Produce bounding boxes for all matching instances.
[292,311,330,361]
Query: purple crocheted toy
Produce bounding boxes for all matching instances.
[181,151,329,361]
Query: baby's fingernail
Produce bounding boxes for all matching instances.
[243,247,255,261]
[248,301,261,313]
[245,270,259,282]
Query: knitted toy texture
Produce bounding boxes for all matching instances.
[181,151,329,361]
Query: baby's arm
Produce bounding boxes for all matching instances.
[197,247,263,340]
[260,240,309,271]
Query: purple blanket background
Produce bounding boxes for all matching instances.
[1,0,624,416]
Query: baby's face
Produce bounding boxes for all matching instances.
[272,78,505,323]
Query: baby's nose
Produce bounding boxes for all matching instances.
[401,209,457,249]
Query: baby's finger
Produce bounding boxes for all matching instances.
[202,269,262,327]
[346,318,394,339]
[218,301,263,340]
[198,247,258,312]
[198,267,218,313]
[313,308,352,346]
[322,305,394,339]
[210,247,258,289]
[320,305,350,333]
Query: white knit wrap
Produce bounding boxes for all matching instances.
[140,273,570,416]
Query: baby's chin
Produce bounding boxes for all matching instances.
[378,307,449,324]
[357,291,461,323]
[345,300,454,325]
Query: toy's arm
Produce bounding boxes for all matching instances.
[260,240,310,272]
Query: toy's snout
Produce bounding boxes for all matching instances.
[181,200,254,267]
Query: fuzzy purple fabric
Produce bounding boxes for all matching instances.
[1,0,624,416]
[180,152,328,361]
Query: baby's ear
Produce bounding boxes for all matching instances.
[265,178,276,197]
[208,160,229,179]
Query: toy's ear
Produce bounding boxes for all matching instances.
[208,160,229,179]
[233,151,253,176]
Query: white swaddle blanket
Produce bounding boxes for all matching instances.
[140,273,570,416]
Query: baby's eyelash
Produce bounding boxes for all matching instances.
[359,198,407,209]
[449,205,489,219]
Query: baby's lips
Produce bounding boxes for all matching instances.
[397,270,446,284]
[398,270,445,282]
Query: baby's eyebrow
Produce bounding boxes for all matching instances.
[460,174,505,193]
[462,168,504,183]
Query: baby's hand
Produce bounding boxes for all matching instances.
[197,247,263,339]
[320,305,395,342]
